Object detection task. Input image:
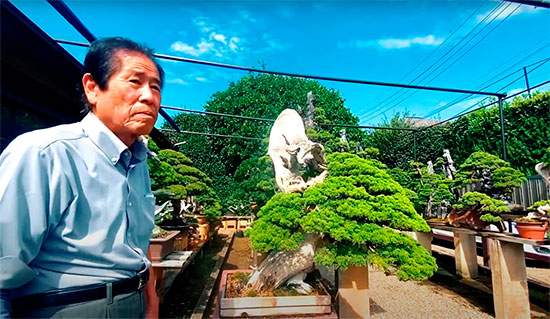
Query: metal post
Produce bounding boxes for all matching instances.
[413,131,417,161]
[498,97,507,161]
[523,67,531,98]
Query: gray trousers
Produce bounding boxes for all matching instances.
[11,288,145,319]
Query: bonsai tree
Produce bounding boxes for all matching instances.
[247,153,437,291]
[449,191,509,229]
[448,151,526,231]
[148,147,221,225]
[454,151,526,202]
[389,161,454,218]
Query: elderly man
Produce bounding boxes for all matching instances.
[0,37,163,318]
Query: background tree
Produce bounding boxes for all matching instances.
[227,155,277,214]
[202,73,366,175]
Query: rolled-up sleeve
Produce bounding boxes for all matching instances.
[0,138,68,290]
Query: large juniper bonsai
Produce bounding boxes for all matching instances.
[247,153,437,288]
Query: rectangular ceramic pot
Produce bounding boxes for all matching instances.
[149,230,180,262]
[219,269,331,318]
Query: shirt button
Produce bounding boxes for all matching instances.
[128,202,133,207]
[111,156,117,163]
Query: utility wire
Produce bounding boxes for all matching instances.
[451,59,549,117]
[381,3,521,119]
[355,0,489,118]
[424,56,549,118]
[161,105,275,123]
[160,129,264,141]
[56,38,504,97]
[424,79,550,129]
[161,105,417,131]
[359,1,507,122]
[363,2,517,123]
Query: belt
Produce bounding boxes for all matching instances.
[11,269,149,310]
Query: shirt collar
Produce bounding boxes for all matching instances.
[81,112,148,165]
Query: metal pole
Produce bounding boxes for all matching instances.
[523,67,532,98]
[498,97,507,161]
[413,131,417,161]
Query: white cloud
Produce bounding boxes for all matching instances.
[379,35,443,49]
[340,35,443,50]
[170,39,214,57]
[166,78,189,85]
[229,37,240,52]
[476,3,538,23]
[211,32,227,44]
[196,77,208,82]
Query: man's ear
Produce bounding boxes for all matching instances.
[82,73,99,107]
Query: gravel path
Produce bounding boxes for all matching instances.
[368,267,493,319]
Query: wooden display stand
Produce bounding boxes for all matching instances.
[338,266,370,319]
[428,223,550,319]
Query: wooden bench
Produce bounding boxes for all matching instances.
[428,223,550,319]
[152,242,205,300]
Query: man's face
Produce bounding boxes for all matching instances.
[87,50,161,146]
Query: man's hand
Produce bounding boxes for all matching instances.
[145,249,159,319]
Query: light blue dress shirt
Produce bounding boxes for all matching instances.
[0,113,155,304]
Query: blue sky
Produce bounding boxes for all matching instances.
[11,0,550,128]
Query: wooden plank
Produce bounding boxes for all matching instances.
[220,305,331,317]
[428,223,550,246]
[489,239,530,319]
[454,233,478,279]
[338,266,369,319]
[190,233,235,319]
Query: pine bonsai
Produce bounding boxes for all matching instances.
[454,151,526,201]
[247,153,437,282]
[148,148,221,223]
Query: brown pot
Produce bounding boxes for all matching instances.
[196,215,208,225]
[149,230,180,262]
[515,221,549,240]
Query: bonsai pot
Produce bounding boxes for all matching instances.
[515,220,549,240]
[149,230,180,262]
[219,269,331,318]
[196,215,209,225]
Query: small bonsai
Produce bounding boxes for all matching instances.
[148,148,221,223]
[517,200,550,223]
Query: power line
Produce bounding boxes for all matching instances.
[355,0,489,119]
[363,2,518,123]
[423,79,550,129]
[161,105,418,131]
[56,38,505,97]
[161,105,275,123]
[359,1,507,122]
[160,129,264,141]
[423,56,549,118]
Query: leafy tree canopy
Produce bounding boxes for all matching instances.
[247,153,437,281]
[203,73,366,174]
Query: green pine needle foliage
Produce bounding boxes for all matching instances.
[454,151,526,197]
[452,192,510,217]
[247,153,437,281]
[148,149,221,218]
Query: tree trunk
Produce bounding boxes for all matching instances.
[247,234,320,291]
